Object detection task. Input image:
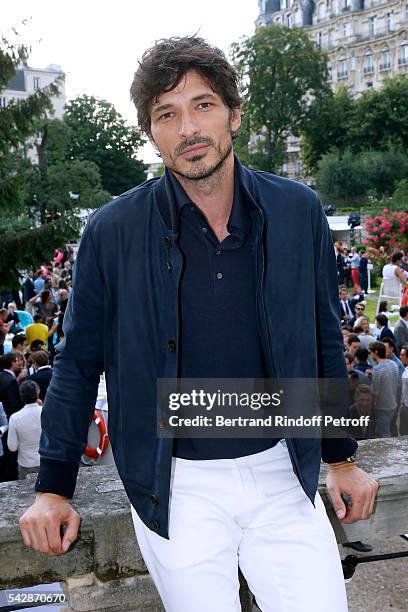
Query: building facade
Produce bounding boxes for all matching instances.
[256,0,408,178]
[0,63,66,162]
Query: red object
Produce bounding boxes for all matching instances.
[84,410,109,459]
[351,269,361,294]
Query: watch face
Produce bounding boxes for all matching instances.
[347,453,357,462]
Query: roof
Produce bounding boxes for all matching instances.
[327,215,362,232]
[6,70,25,92]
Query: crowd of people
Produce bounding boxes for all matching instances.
[0,247,74,482]
[1,245,408,488]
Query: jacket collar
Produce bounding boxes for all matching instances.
[152,156,261,233]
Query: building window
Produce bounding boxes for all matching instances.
[33,76,40,91]
[399,43,408,66]
[318,2,326,21]
[0,97,7,108]
[280,0,289,9]
[337,58,348,79]
[369,16,377,38]
[380,49,391,70]
[351,55,356,71]
[364,54,374,74]
[366,81,373,88]
[317,32,323,49]
[295,160,303,176]
[328,64,333,80]
[386,12,394,33]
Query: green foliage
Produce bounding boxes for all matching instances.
[393,179,408,208]
[231,25,329,173]
[302,75,408,173]
[63,95,146,195]
[316,148,408,204]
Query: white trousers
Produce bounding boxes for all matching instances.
[131,440,348,612]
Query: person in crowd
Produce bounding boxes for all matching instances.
[7,380,42,480]
[347,385,376,439]
[342,248,352,288]
[350,247,362,294]
[349,302,366,328]
[400,345,408,435]
[359,251,368,294]
[382,251,408,296]
[345,352,370,387]
[5,302,22,334]
[354,347,372,375]
[28,350,53,402]
[382,337,404,376]
[11,334,26,353]
[369,341,401,437]
[25,315,50,350]
[29,290,58,326]
[378,300,392,319]
[0,352,24,481]
[334,241,344,285]
[0,308,14,356]
[341,324,353,351]
[33,270,45,295]
[375,313,395,342]
[347,334,361,356]
[339,286,355,324]
[23,271,36,304]
[13,351,28,384]
[354,317,376,367]
[0,401,9,479]
[394,306,408,354]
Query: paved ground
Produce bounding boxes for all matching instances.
[344,536,408,612]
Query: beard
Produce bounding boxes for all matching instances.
[161,131,234,182]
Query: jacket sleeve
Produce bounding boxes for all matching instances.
[35,216,105,499]
[311,193,358,463]
[7,414,18,452]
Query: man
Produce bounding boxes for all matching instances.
[7,380,42,480]
[339,286,355,324]
[354,347,372,375]
[375,313,395,342]
[33,270,45,295]
[0,308,14,356]
[394,306,408,354]
[346,334,360,357]
[28,350,53,401]
[382,337,404,376]
[0,352,24,481]
[359,251,368,294]
[369,341,400,437]
[350,247,361,295]
[23,271,36,304]
[349,301,365,328]
[20,37,377,612]
[12,334,26,354]
[25,315,50,350]
[400,345,408,435]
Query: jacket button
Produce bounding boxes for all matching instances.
[167,340,176,352]
[150,519,160,531]
[164,236,172,248]
[150,494,158,505]
[166,261,172,272]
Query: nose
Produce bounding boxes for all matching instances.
[178,111,200,139]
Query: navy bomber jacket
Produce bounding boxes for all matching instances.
[35,158,357,539]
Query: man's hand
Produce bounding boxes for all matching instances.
[326,462,379,524]
[19,492,80,555]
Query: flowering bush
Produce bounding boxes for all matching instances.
[363,209,408,253]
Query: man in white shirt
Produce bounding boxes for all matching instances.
[7,380,42,480]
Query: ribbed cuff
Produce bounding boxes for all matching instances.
[34,458,80,499]
[321,437,358,463]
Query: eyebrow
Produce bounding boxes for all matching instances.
[151,93,217,117]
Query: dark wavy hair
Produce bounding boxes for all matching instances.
[130,36,243,135]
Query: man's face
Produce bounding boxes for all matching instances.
[148,70,241,181]
[354,304,365,317]
[340,290,348,301]
[342,329,350,347]
[401,349,408,366]
[385,344,393,359]
[345,357,353,372]
[349,341,360,355]
[355,393,372,417]
[369,349,379,364]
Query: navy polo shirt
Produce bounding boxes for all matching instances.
[169,170,280,460]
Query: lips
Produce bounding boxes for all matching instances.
[180,143,210,156]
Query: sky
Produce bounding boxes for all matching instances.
[2,0,259,162]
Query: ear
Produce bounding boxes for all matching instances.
[230,106,241,135]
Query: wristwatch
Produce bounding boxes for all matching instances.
[345,452,357,463]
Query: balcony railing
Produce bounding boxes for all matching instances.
[379,62,391,71]
[363,65,374,74]
[398,57,408,66]
[337,70,349,79]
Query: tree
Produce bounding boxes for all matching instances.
[301,86,355,173]
[231,25,330,173]
[63,96,146,195]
